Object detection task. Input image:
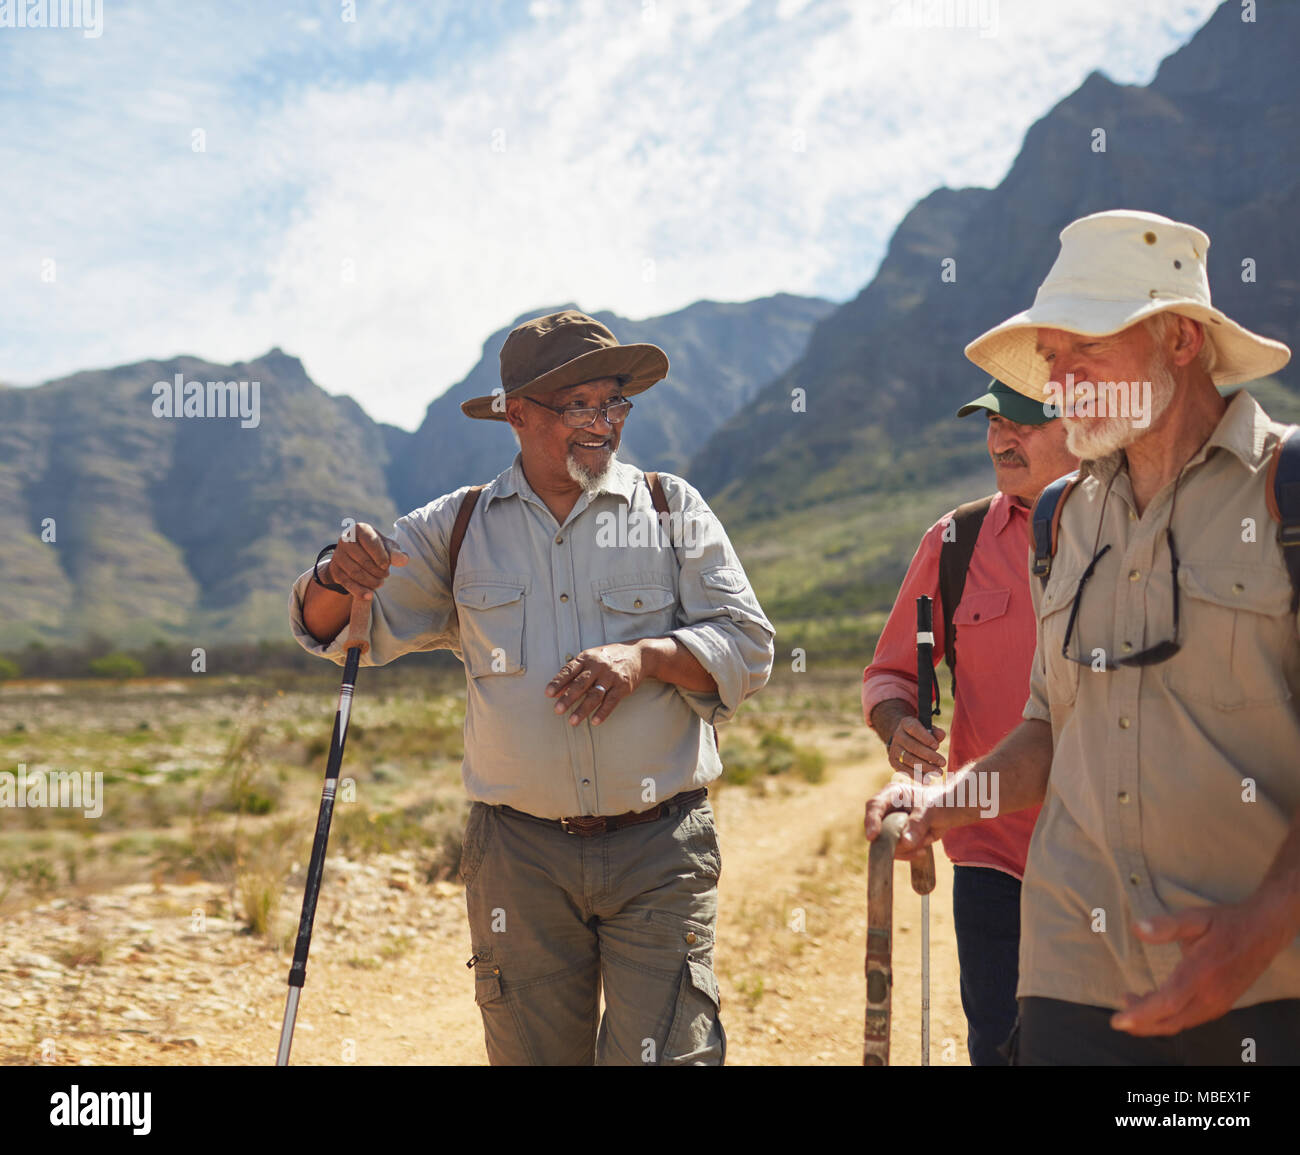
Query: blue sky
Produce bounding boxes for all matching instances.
[0,0,1221,427]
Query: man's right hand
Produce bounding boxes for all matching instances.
[887,715,947,776]
[322,523,409,601]
[303,523,409,644]
[863,775,951,861]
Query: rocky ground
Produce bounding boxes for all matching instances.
[0,732,967,1067]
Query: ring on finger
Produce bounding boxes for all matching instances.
[592,684,607,695]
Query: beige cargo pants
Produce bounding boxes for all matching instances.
[459,793,726,1065]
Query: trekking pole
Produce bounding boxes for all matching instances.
[914,595,940,1067]
[275,596,371,1066]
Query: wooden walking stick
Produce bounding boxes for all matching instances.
[864,594,939,1066]
[864,812,936,1064]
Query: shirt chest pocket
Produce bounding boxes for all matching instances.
[594,580,677,645]
[1036,567,1084,708]
[1162,563,1294,710]
[455,578,528,677]
[951,587,1011,631]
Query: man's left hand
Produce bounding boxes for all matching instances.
[546,644,644,726]
[1111,900,1292,1036]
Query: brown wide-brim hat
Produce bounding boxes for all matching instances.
[461,309,669,420]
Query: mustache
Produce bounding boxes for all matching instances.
[992,452,1027,466]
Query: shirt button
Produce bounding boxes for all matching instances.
[1232,582,1244,594]
[1118,791,1130,804]
[1129,873,1141,886]
[1128,510,1137,522]
[684,932,697,945]
[1128,569,1141,582]
[581,778,591,787]
[555,535,563,545]
[559,593,569,602]
[1119,717,1131,729]
[633,598,643,608]
[1121,642,1133,653]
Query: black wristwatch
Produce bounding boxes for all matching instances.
[314,545,350,595]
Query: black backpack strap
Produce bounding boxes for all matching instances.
[1031,471,1082,588]
[937,495,994,695]
[644,470,720,755]
[448,484,488,588]
[1266,427,1300,613]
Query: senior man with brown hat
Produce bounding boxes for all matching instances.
[289,309,774,1065]
[865,209,1300,1064]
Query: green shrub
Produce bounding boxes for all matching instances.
[722,727,826,787]
[89,653,145,679]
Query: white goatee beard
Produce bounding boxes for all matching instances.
[566,447,618,494]
[1063,357,1178,461]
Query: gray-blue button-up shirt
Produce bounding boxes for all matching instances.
[288,454,775,819]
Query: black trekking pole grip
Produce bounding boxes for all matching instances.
[276,597,370,1065]
[916,596,936,733]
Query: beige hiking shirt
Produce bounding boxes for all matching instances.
[1020,389,1300,1009]
[288,455,774,819]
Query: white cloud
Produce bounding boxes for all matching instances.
[0,0,1221,427]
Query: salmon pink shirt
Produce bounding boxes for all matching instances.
[862,491,1041,879]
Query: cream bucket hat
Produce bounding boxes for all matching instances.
[965,209,1291,401]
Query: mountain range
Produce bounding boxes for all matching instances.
[690,0,1300,521]
[0,297,831,647]
[4,0,1298,657]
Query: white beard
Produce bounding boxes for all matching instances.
[1063,358,1178,460]
[566,447,618,494]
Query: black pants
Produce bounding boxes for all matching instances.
[1011,996,1300,1065]
[952,865,1021,1066]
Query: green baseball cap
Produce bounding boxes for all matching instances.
[956,378,1054,425]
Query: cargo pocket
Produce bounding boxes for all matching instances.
[645,910,724,1066]
[470,955,530,1065]
[455,576,527,677]
[473,961,504,1007]
[1162,563,1294,709]
[458,802,495,887]
[678,802,721,882]
[594,579,676,645]
[663,957,725,1065]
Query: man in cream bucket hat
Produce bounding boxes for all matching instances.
[865,210,1300,1064]
[965,209,1291,402]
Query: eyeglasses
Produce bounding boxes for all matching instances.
[1061,528,1181,669]
[1061,464,1184,672]
[525,395,633,428]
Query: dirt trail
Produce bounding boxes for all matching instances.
[0,744,969,1066]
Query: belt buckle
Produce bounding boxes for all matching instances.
[559,815,606,836]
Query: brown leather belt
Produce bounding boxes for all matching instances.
[501,788,708,837]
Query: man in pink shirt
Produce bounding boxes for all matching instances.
[862,379,1077,1064]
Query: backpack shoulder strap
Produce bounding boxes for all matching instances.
[937,494,994,693]
[1265,427,1300,613]
[448,484,488,588]
[644,470,669,516]
[643,470,720,753]
[1031,471,1082,588]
